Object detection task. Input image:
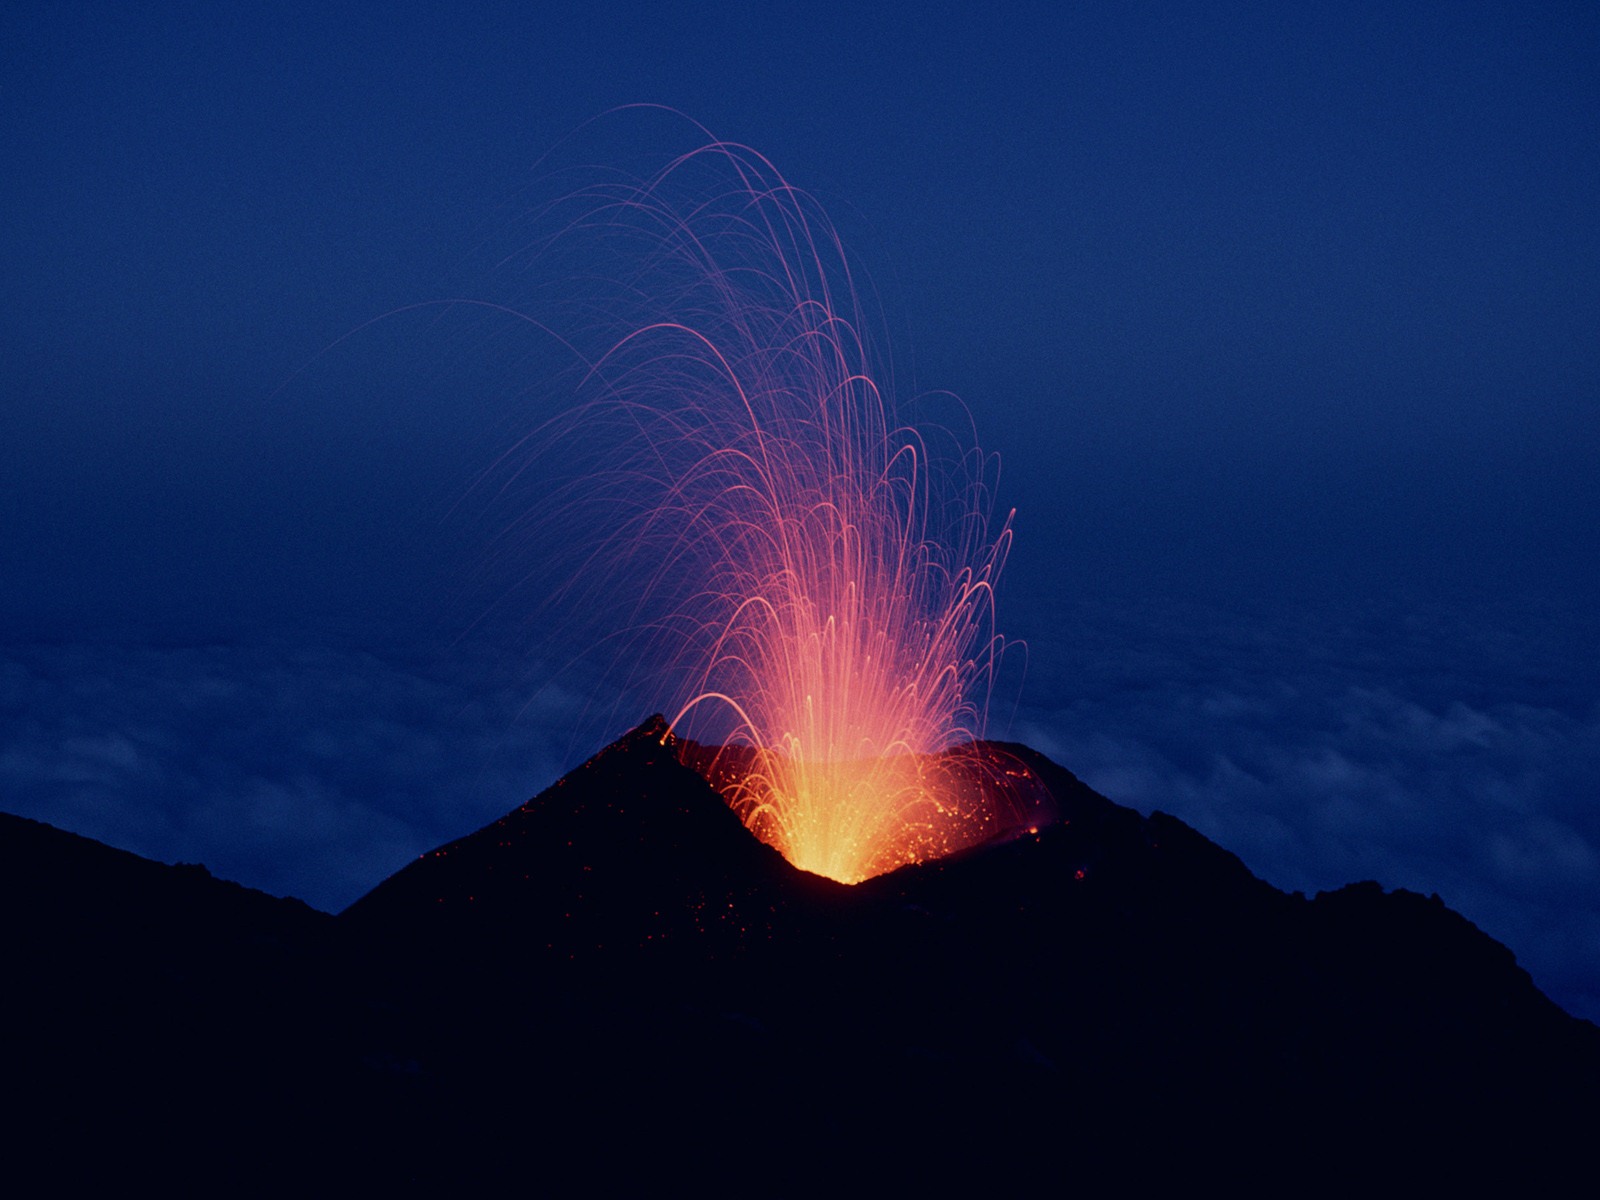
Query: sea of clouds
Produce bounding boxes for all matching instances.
[1011,590,1600,1024]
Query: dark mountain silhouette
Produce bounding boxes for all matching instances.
[5,717,1596,1189]
[0,812,339,1185]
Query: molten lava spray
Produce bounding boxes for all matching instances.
[492,121,1046,882]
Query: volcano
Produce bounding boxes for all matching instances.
[6,718,1597,1189]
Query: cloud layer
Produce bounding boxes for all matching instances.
[1009,590,1600,1023]
[0,634,595,913]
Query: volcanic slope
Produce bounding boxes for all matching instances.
[0,813,336,1184]
[5,718,1597,1189]
[339,716,1599,1189]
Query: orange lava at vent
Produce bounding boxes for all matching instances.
[729,756,968,885]
[685,741,1051,884]
[491,116,1044,883]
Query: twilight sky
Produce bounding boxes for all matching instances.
[4,2,1597,1019]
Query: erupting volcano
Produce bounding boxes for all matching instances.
[490,123,1051,882]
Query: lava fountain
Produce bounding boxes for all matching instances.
[486,121,1050,882]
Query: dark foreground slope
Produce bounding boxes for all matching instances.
[6,718,1597,1190]
[0,813,338,1181]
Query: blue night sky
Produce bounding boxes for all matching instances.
[4,2,1598,1019]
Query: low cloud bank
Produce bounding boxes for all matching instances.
[0,635,599,912]
[1010,590,1600,1023]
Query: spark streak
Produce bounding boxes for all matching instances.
[494,120,1048,882]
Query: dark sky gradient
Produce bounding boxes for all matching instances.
[4,3,1597,1017]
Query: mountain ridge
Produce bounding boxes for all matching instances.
[4,716,1595,1188]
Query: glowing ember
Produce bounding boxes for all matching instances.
[495,121,1047,882]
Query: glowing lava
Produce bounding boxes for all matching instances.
[498,121,1046,882]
